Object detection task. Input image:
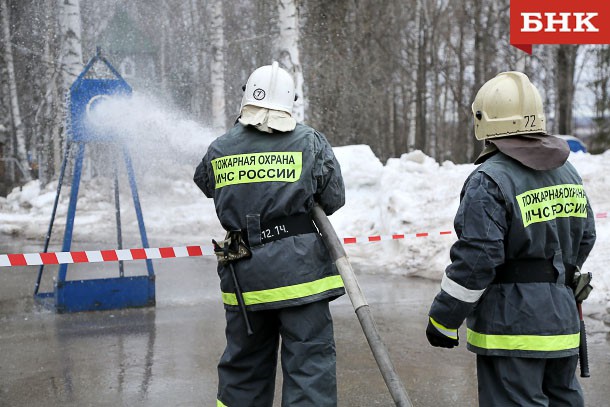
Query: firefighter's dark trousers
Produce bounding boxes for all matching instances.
[477,354,584,407]
[216,300,337,407]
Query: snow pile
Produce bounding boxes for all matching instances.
[330,147,475,277]
[1,94,609,317]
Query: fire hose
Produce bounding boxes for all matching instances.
[312,205,413,407]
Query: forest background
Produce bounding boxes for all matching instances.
[1,0,609,195]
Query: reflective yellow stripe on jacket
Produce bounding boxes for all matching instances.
[467,329,580,352]
[217,399,227,407]
[222,275,344,306]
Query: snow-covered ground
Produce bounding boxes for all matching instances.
[1,94,609,318]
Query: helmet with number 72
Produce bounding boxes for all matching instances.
[471,71,546,140]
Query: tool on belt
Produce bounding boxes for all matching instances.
[213,230,253,336]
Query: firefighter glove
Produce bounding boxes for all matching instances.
[572,269,593,302]
[426,317,459,349]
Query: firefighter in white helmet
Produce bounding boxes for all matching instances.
[426,71,596,406]
[194,62,345,407]
[238,61,298,132]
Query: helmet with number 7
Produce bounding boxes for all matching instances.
[240,61,296,114]
[471,71,546,140]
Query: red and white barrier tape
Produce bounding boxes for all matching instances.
[0,246,214,268]
[1,212,607,268]
[0,231,453,267]
[341,230,453,244]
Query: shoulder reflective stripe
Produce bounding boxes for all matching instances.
[467,328,580,352]
[211,152,303,189]
[441,273,486,303]
[516,184,588,227]
[429,317,458,340]
[222,275,344,306]
[217,400,227,407]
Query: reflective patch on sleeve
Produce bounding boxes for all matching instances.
[441,273,486,303]
[211,152,302,189]
[516,184,588,227]
[430,317,458,340]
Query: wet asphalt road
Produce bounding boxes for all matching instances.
[1,239,609,407]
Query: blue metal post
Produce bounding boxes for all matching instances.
[34,142,72,295]
[57,142,86,283]
[113,158,125,277]
[123,146,154,277]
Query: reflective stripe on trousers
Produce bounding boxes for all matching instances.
[222,275,344,306]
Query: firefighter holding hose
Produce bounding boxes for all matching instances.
[426,72,596,406]
[194,62,345,407]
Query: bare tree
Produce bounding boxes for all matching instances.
[189,0,204,120]
[210,0,226,130]
[555,45,579,135]
[590,45,610,153]
[446,0,469,163]
[158,0,169,95]
[277,0,305,122]
[59,0,84,89]
[57,0,83,175]
[1,0,31,181]
[34,0,62,184]
[413,0,428,153]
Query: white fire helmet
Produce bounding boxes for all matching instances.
[240,61,296,114]
[471,71,546,140]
